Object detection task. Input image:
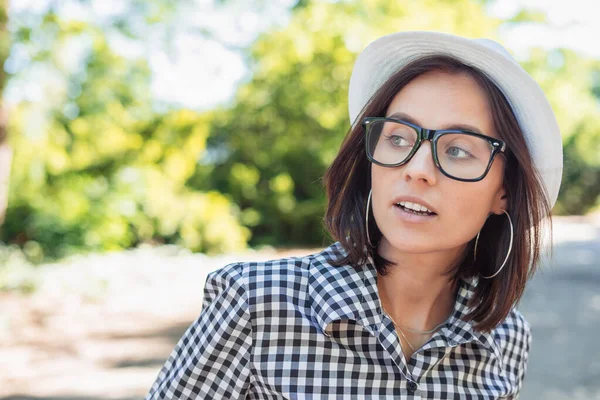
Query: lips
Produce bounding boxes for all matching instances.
[392,202,437,223]
[396,202,436,216]
[391,196,438,215]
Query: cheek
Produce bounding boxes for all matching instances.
[370,166,396,223]
[445,187,495,235]
[371,165,389,193]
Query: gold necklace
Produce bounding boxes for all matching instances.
[381,305,449,334]
[383,307,416,351]
[382,305,446,353]
[395,322,416,352]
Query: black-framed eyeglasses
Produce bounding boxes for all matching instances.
[362,117,508,182]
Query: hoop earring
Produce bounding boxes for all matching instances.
[366,189,374,247]
[474,209,514,279]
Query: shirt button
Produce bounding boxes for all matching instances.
[407,380,418,393]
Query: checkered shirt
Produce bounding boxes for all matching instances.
[146,241,532,399]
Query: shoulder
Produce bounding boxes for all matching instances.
[492,306,533,379]
[490,307,533,397]
[206,243,351,323]
[494,306,532,350]
[211,242,347,292]
[232,252,314,290]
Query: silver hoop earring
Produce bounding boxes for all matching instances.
[474,209,514,279]
[366,189,374,247]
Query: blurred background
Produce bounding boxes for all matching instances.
[0,0,598,399]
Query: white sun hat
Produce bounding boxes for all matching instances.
[348,31,563,209]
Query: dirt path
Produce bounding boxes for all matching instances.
[0,246,321,399]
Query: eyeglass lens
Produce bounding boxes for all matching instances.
[366,120,493,180]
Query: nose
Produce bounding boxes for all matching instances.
[401,140,438,185]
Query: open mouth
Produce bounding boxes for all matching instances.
[395,203,437,217]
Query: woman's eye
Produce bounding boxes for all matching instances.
[388,135,412,147]
[447,146,472,158]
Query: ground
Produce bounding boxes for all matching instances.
[1,214,599,400]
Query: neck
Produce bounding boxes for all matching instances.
[375,238,464,331]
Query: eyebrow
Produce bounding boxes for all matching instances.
[387,112,485,135]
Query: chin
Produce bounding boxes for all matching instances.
[379,236,436,254]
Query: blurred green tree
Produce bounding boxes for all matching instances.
[0,0,11,225]
[3,4,249,261]
[520,48,600,215]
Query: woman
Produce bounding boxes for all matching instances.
[146,31,562,399]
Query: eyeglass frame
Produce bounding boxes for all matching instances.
[362,116,508,182]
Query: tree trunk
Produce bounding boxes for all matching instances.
[0,0,11,224]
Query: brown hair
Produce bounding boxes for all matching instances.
[322,55,552,332]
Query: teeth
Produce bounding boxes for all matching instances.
[398,201,433,213]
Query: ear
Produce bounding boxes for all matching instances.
[491,185,508,215]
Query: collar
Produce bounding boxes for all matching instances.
[308,241,503,364]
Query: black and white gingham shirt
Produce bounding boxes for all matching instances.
[146,241,532,399]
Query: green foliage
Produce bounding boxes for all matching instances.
[559,129,600,215]
[3,12,249,261]
[0,0,9,93]
[520,48,600,214]
[506,8,547,24]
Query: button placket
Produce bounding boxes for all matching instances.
[374,316,422,396]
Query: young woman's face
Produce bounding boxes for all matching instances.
[371,70,507,256]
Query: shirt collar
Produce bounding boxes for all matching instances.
[308,241,503,364]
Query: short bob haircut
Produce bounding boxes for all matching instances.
[323,55,552,333]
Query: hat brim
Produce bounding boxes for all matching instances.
[348,31,562,208]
